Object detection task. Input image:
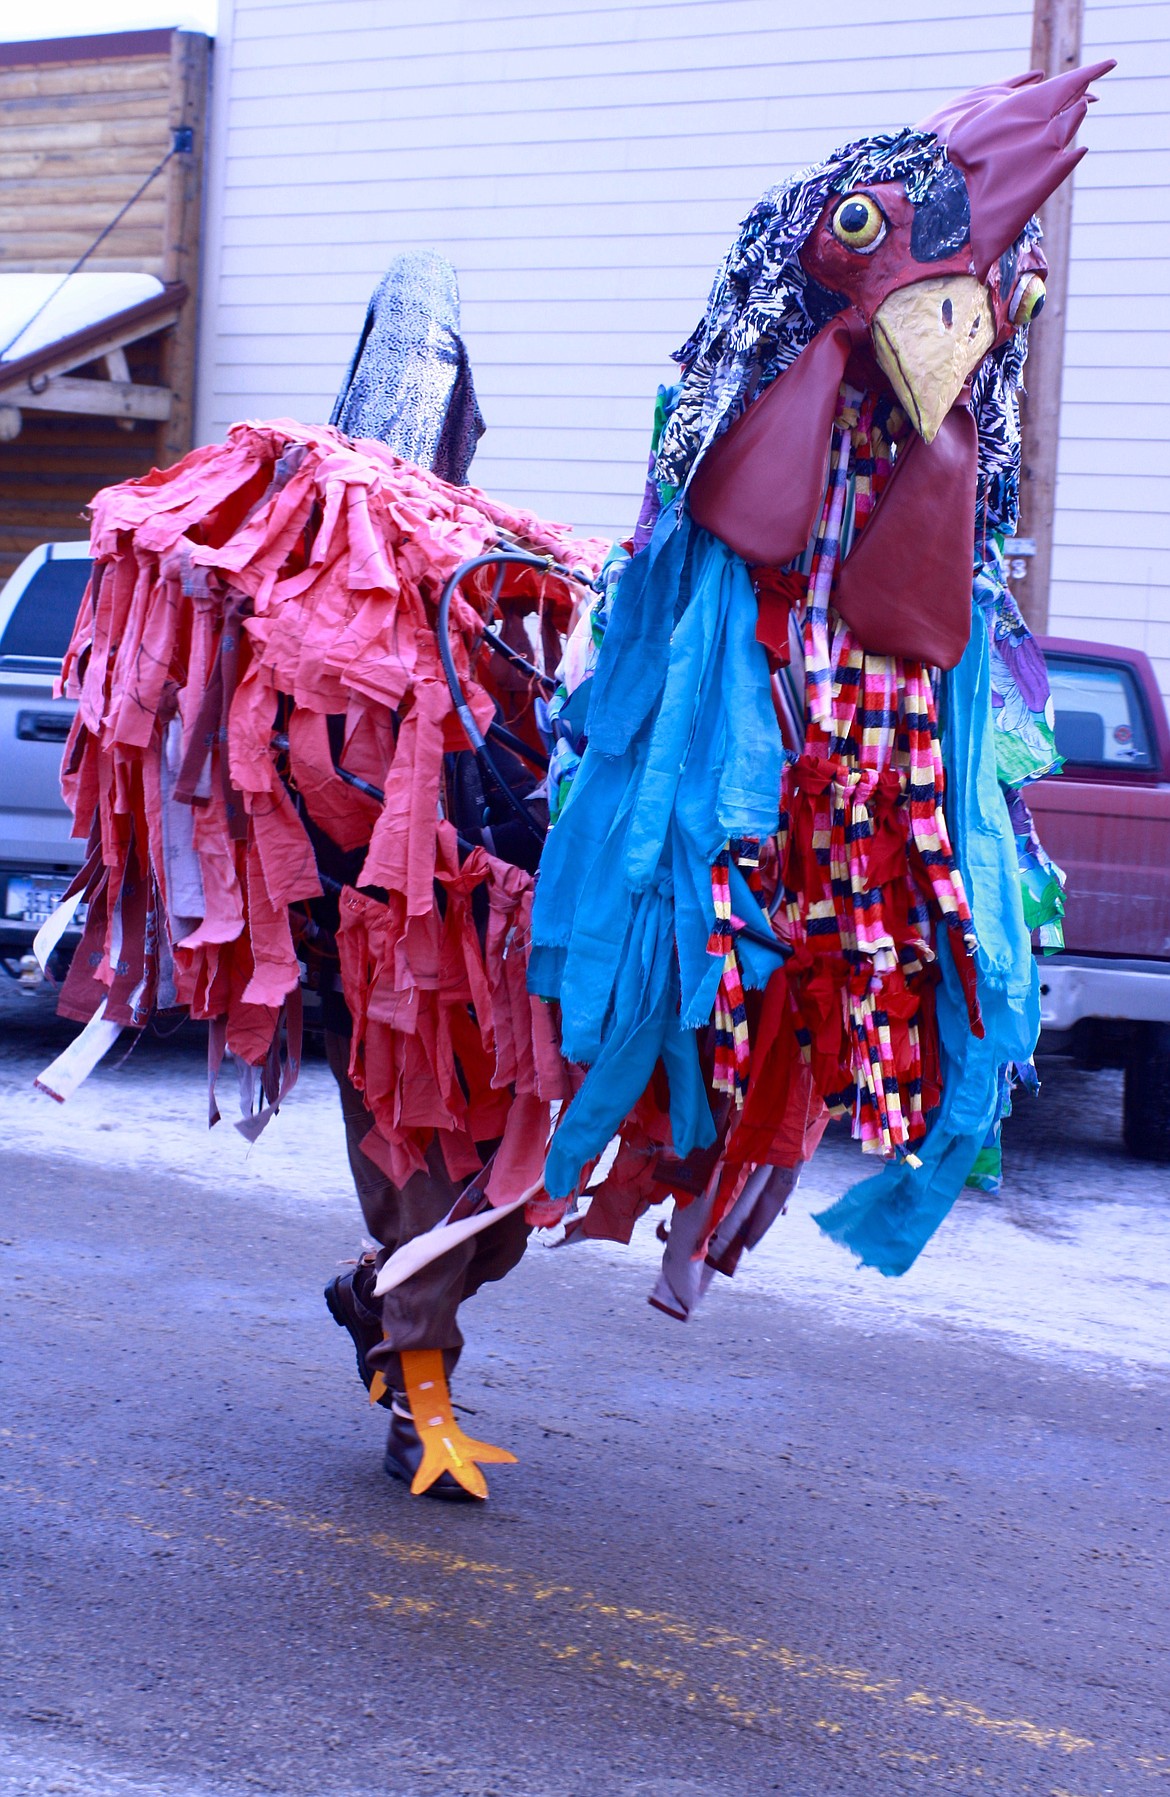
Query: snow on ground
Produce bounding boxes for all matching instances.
[606,1142,1170,1382]
[3,984,1168,1380]
[0,1741,237,1797]
[3,1010,355,1209]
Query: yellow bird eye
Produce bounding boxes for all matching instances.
[1010,273,1046,326]
[830,193,886,251]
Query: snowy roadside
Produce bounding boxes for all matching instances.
[602,1143,1170,1384]
[2,1018,355,1208]
[0,1741,242,1797]
[4,987,1168,1381]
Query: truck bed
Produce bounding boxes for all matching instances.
[1028,777,1170,959]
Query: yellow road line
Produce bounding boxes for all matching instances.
[228,1487,1094,1759]
[6,1432,1164,1788]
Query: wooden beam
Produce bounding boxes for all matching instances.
[8,374,173,420]
[0,116,170,155]
[0,300,183,392]
[104,348,135,430]
[0,30,176,69]
[158,31,210,466]
[1016,0,1085,632]
[0,169,174,204]
[0,200,168,232]
[0,58,170,101]
[0,239,166,272]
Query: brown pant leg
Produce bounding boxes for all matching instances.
[323,1029,528,1386]
[463,1206,530,1303]
[324,1028,403,1246]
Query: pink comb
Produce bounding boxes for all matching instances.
[919,60,1116,275]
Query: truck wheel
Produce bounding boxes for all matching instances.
[1123,1024,1170,1162]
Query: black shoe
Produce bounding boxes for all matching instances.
[383,1406,478,1502]
[324,1257,391,1409]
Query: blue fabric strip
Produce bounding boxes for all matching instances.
[531,503,783,1198]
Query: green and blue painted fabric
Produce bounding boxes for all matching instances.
[530,502,786,1199]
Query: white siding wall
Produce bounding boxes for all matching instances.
[1055,1,1170,696]
[197,0,1170,699]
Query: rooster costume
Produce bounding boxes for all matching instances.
[41,66,1111,1498]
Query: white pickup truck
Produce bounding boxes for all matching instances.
[0,541,92,972]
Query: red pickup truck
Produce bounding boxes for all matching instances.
[1030,637,1170,1162]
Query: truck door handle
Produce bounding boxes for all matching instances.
[16,710,72,744]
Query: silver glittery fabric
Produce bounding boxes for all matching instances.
[329,250,485,483]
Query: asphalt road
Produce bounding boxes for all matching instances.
[3,994,1169,1797]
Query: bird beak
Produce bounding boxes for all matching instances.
[871,275,995,442]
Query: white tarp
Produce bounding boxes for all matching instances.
[0,271,165,365]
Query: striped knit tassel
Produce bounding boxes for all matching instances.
[732,835,763,896]
[709,848,736,1099]
[779,389,979,1158]
[708,847,751,1107]
[707,847,734,960]
[803,390,856,731]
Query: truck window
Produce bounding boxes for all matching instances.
[1045,655,1154,769]
[0,556,93,669]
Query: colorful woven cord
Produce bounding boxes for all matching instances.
[707,844,752,1106]
[769,388,976,1155]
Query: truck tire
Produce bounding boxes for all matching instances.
[1123,1023,1170,1162]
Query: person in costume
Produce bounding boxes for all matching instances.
[528,63,1110,1299]
[318,251,528,1499]
[49,244,586,1506]
[44,66,1112,1505]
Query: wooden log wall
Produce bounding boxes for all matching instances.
[0,29,210,584]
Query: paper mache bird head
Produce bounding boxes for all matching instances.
[659,61,1113,661]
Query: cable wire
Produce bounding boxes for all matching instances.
[0,127,191,363]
